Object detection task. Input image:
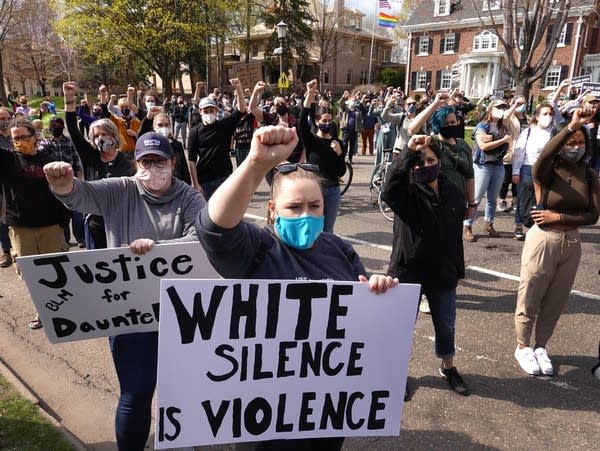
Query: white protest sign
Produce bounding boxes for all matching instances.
[155,279,419,448]
[16,242,219,343]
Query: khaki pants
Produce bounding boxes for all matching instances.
[9,224,68,277]
[514,225,581,347]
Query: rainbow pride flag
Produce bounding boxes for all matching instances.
[378,11,399,28]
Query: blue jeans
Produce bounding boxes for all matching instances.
[464,163,505,226]
[201,176,228,201]
[421,287,457,358]
[323,186,341,233]
[109,332,158,451]
[341,129,358,160]
[0,221,11,253]
[514,164,533,226]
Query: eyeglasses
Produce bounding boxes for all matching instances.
[274,163,319,174]
[138,158,168,169]
[405,102,416,106]
[12,135,34,142]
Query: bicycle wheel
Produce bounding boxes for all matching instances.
[340,161,353,196]
[378,190,394,222]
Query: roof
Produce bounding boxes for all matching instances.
[403,0,598,32]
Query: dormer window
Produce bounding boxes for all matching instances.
[482,0,501,11]
[434,0,450,16]
[473,30,498,51]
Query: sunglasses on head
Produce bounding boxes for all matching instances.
[274,163,319,174]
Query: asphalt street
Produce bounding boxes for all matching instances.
[0,154,598,450]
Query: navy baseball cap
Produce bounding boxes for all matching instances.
[135,132,174,160]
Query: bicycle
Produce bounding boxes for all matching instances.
[339,161,353,196]
[369,149,394,222]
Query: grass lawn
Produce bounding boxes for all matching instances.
[0,375,75,450]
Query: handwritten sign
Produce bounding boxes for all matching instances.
[155,279,420,448]
[16,243,219,343]
[231,63,264,91]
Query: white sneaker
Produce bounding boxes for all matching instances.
[497,199,508,212]
[419,295,431,314]
[514,346,541,375]
[533,347,554,375]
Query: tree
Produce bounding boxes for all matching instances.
[0,0,19,104]
[472,0,571,98]
[262,0,314,83]
[311,0,338,88]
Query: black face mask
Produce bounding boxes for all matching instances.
[318,123,333,134]
[439,125,462,139]
[49,126,64,137]
[122,108,130,117]
[276,104,288,116]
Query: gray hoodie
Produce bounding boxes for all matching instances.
[56,176,204,248]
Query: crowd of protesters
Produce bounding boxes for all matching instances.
[1,76,600,449]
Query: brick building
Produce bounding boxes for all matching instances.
[402,0,600,99]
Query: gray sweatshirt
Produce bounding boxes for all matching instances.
[56,176,205,247]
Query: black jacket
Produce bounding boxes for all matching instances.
[381,151,465,289]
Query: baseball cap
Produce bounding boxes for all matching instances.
[198,97,218,109]
[582,94,599,103]
[487,99,508,110]
[135,132,174,160]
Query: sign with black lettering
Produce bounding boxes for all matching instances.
[155,279,420,448]
[571,75,591,88]
[16,243,219,343]
[582,82,600,97]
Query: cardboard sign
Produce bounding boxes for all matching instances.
[155,279,420,448]
[231,63,263,91]
[16,243,220,343]
[581,82,600,97]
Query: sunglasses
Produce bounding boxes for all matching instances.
[138,158,168,169]
[12,135,34,142]
[274,163,319,174]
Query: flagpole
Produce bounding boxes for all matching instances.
[367,1,377,84]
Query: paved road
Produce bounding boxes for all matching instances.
[0,154,599,450]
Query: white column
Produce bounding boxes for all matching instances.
[485,62,493,93]
[463,63,471,94]
[490,62,498,91]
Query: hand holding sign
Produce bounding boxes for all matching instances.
[358,274,399,294]
[44,161,75,195]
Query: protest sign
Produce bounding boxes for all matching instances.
[16,242,219,343]
[581,82,600,97]
[571,75,591,88]
[155,279,420,448]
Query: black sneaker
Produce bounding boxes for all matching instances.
[439,366,470,396]
[513,225,525,241]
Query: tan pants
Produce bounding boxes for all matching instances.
[9,224,68,277]
[514,225,581,347]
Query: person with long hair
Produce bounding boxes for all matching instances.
[463,99,512,240]
[513,108,600,376]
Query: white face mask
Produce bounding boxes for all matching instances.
[537,115,553,128]
[94,136,116,152]
[156,127,170,137]
[202,113,216,125]
[492,108,505,121]
[145,101,156,110]
[136,165,172,192]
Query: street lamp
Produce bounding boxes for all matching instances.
[275,21,288,94]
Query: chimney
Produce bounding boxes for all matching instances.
[334,0,344,27]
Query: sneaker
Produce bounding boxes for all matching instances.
[513,225,525,241]
[514,346,541,375]
[497,199,508,212]
[533,347,554,376]
[592,362,600,381]
[439,366,470,396]
[483,221,500,238]
[0,252,12,268]
[419,295,431,314]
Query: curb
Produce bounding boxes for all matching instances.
[0,357,88,451]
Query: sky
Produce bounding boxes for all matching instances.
[346,0,402,14]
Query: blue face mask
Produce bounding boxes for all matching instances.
[274,214,324,250]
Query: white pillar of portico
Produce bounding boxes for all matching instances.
[463,63,471,94]
[485,62,493,93]
[490,61,498,91]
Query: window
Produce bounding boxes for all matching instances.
[434,0,450,16]
[440,70,452,90]
[416,71,428,90]
[482,0,501,11]
[251,45,258,58]
[517,27,525,48]
[324,69,329,84]
[443,33,455,53]
[361,44,366,58]
[381,48,390,62]
[419,36,430,54]
[473,30,498,51]
[545,65,561,88]
[346,70,352,85]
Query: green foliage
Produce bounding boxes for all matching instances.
[0,376,75,450]
[380,68,403,88]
